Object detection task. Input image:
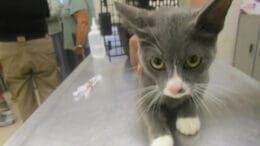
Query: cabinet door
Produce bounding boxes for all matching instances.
[234,15,260,76]
[253,27,260,82]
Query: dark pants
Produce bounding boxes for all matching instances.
[64,49,89,74]
[51,32,90,81]
[51,32,69,81]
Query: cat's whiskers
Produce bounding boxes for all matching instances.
[203,90,226,105]
[148,91,160,108]
[204,88,246,112]
[190,93,200,109]
[138,85,157,93]
[149,92,162,119]
[191,89,214,117]
[148,92,161,112]
[137,92,158,121]
[137,87,164,119]
[137,86,158,110]
[196,83,243,104]
[197,83,238,95]
[200,93,222,112]
[197,83,258,117]
[137,90,156,107]
[192,84,233,114]
[193,85,221,106]
[154,94,162,118]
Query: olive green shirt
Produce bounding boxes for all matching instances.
[47,0,62,35]
[61,0,96,50]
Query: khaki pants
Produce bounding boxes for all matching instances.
[0,36,59,121]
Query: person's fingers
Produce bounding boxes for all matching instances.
[129,35,143,76]
[74,47,85,55]
[129,35,139,67]
[136,64,143,76]
[130,46,138,66]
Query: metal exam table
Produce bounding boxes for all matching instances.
[4,57,260,146]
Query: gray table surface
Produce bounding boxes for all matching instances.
[4,57,260,146]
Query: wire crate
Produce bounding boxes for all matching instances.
[99,0,179,61]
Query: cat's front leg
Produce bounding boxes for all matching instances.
[142,110,174,146]
[176,101,200,136]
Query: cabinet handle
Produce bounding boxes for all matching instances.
[249,44,254,54]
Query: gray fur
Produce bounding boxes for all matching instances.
[115,0,233,144]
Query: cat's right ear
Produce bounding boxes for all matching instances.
[115,2,152,34]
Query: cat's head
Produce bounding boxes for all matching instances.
[115,0,233,99]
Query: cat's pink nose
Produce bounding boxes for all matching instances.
[169,86,184,95]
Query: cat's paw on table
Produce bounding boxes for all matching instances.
[176,116,200,136]
[151,135,174,146]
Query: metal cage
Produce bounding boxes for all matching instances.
[99,0,179,61]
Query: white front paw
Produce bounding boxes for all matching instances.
[176,117,200,136]
[151,135,174,146]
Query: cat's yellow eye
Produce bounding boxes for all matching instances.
[150,57,166,70]
[185,55,202,69]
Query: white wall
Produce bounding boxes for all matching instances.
[216,0,242,64]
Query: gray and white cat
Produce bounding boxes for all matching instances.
[115,0,233,146]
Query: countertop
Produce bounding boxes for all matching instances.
[4,56,260,146]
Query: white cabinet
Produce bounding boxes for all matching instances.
[234,14,260,82]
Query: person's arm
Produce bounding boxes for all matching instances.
[191,0,208,9]
[73,10,89,56]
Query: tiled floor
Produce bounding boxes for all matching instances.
[0,119,22,145]
[0,84,50,145]
[0,92,22,145]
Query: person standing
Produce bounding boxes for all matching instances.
[47,0,68,81]
[0,0,59,121]
[0,64,16,126]
[61,0,96,74]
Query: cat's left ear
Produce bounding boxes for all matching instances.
[115,2,153,35]
[195,0,233,34]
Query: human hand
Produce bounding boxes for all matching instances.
[135,64,143,76]
[74,45,85,57]
[129,35,143,76]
